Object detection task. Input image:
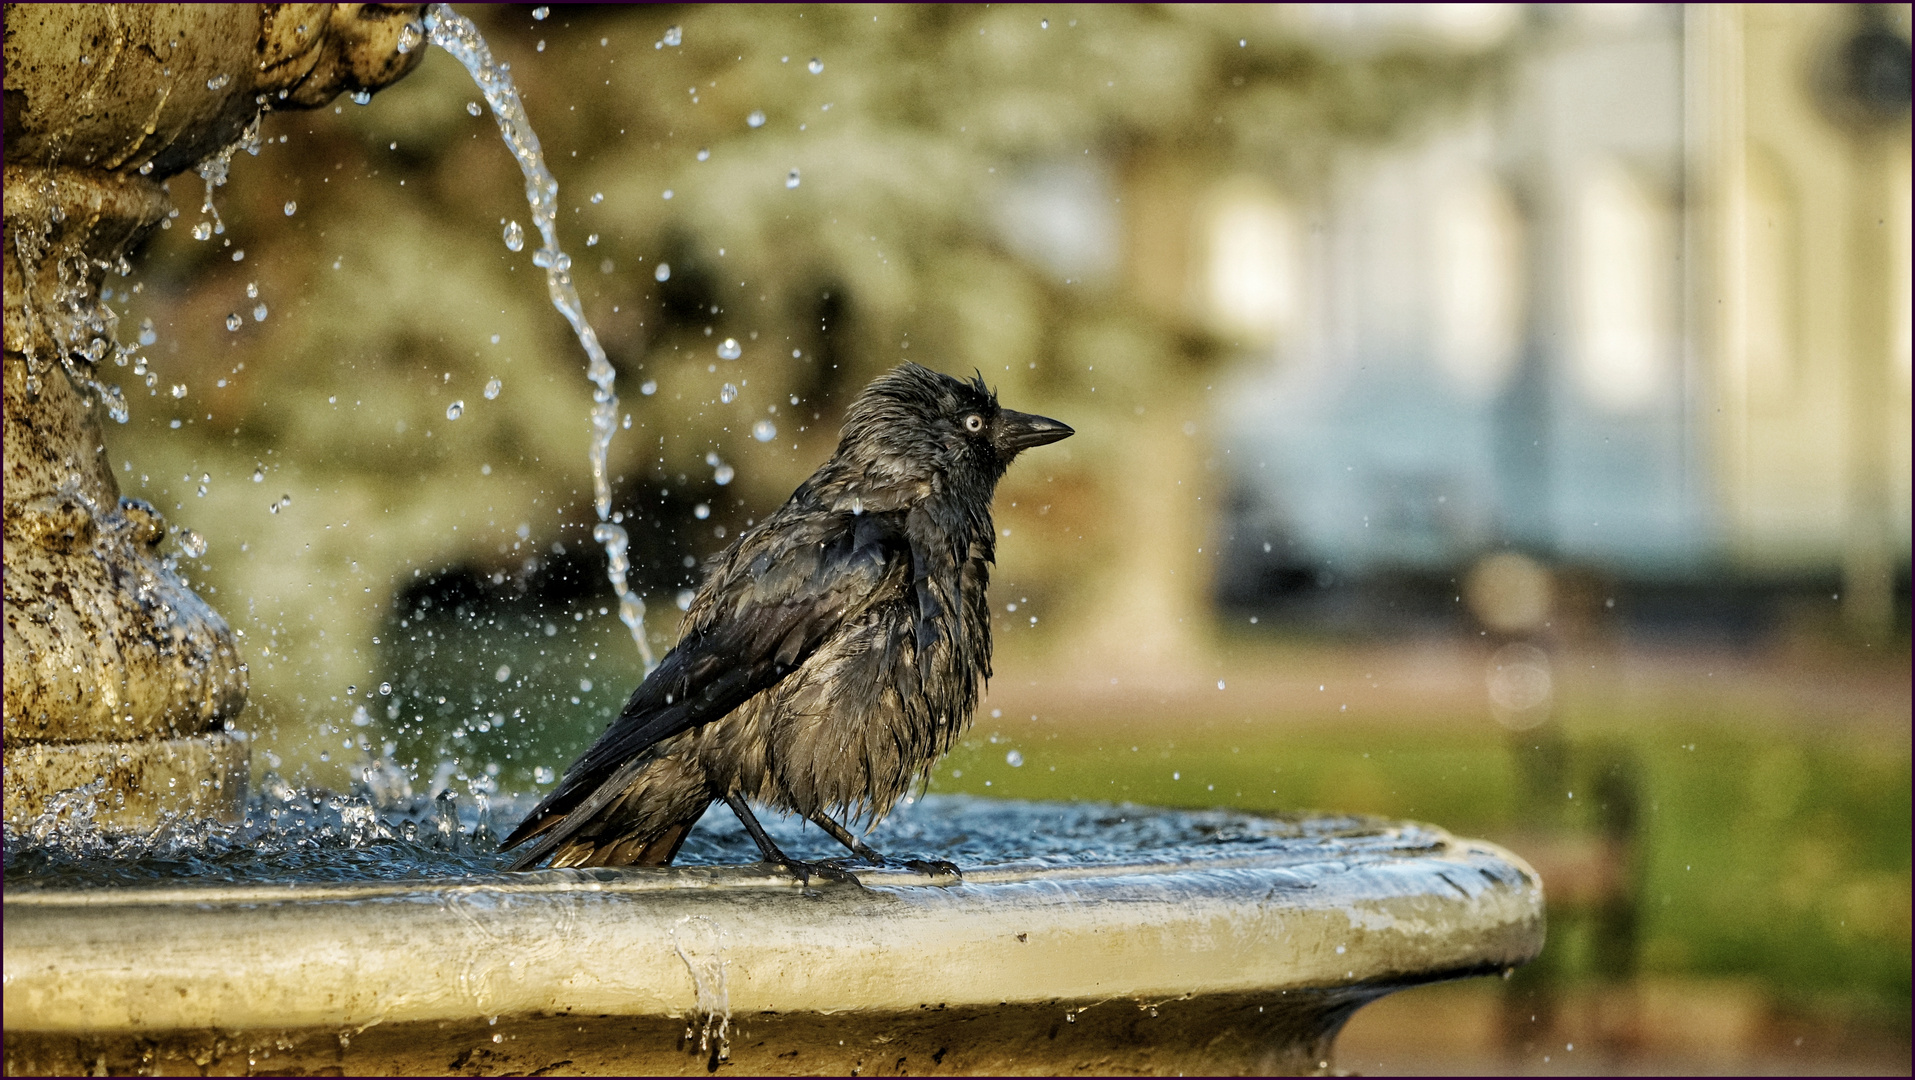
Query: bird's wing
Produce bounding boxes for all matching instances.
[500,507,908,853]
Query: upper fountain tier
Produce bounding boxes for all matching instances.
[4,4,426,179]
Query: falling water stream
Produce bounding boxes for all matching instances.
[423,4,655,672]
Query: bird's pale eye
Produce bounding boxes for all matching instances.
[964,414,984,433]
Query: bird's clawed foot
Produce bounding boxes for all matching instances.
[766,855,862,886]
[726,793,864,886]
[803,809,959,878]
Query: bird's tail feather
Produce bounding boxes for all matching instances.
[500,754,651,870]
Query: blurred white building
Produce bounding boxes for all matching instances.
[1214,5,1911,633]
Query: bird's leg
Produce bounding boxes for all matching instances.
[807,809,959,879]
[805,810,887,865]
[724,793,856,885]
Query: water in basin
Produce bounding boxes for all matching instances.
[3,788,1435,893]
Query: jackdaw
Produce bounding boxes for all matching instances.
[501,362,1072,876]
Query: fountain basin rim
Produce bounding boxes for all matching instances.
[3,831,1542,1034]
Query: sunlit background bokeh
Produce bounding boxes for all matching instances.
[104,4,1908,1073]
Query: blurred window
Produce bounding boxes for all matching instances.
[1202,178,1298,345]
[1572,160,1674,412]
[1893,151,1912,394]
[1432,172,1524,396]
[1740,146,1799,404]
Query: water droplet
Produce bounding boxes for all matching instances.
[484,378,502,400]
[224,313,241,331]
[532,5,549,19]
[192,221,213,241]
[283,200,297,216]
[676,589,695,611]
[1041,18,1050,28]
[808,57,824,74]
[502,220,524,251]
[590,191,604,204]
[396,22,422,54]
[641,379,658,395]
[446,400,465,420]
[714,464,735,486]
[495,665,512,683]
[252,466,265,483]
[246,281,259,298]
[536,39,545,52]
[379,682,392,696]
[179,529,207,558]
[138,319,157,347]
[1006,750,1024,767]
[205,74,230,91]
[719,383,738,404]
[696,147,710,162]
[662,188,673,200]
[663,25,682,46]
[747,109,766,128]
[717,338,742,360]
[467,101,482,116]
[654,262,671,282]
[586,233,599,246]
[350,89,372,106]
[253,302,268,322]
[786,169,801,189]
[752,419,777,442]
[171,383,187,398]
[693,503,711,520]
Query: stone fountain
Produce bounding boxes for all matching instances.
[3,6,1544,1075]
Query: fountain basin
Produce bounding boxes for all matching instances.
[2,817,1540,1076]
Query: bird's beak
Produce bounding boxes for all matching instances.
[996,408,1074,453]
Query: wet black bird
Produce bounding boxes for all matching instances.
[501,363,1072,875]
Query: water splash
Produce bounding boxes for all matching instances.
[427,4,653,671]
[671,917,732,1067]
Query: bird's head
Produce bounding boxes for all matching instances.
[835,363,1073,497]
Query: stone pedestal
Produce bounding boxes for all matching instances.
[2,4,425,833]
